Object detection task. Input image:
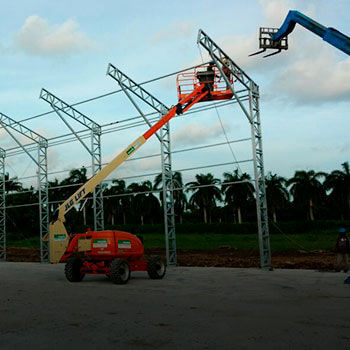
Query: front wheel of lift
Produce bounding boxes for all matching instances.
[110,259,131,284]
[65,257,85,282]
[147,256,166,279]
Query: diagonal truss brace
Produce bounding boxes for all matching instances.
[40,89,104,231]
[40,89,100,130]
[0,112,49,263]
[107,64,177,266]
[107,64,169,114]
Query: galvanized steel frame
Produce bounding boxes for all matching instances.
[0,112,49,262]
[107,64,177,266]
[40,89,104,231]
[197,29,271,268]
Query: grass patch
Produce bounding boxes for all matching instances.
[7,231,336,252]
[7,236,40,248]
[141,232,335,251]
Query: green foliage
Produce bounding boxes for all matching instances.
[3,162,350,243]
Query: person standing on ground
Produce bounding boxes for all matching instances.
[334,228,350,272]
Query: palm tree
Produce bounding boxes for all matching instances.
[4,173,22,193]
[48,178,62,213]
[127,181,160,224]
[287,170,326,221]
[324,162,350,219]
[104,180,129,225]
[60,167,88,200]
[187,173,221,223]
[265,172,289,223]
[221,169,254,224]
[154,171,187,223]
[112,179,130,225]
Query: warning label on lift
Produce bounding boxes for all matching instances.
[54,234,66,241]
[118,240,131,249]
[93,239,108,248]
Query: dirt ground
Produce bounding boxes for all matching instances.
[6,246,337,270]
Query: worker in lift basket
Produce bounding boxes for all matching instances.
[197,61,216,93]
[334,228,350,272]
[220,58,232,89]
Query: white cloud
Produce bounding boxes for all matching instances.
[15,15,95,56]
[273,43,350,104]
[259,0,298,26]
[47,148,60,169]
[138,156,161,171]
[173,120,230,146]
[150,21,195,44]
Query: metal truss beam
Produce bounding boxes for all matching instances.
[40,89,104,231]
[197,29,256,91]
[107,64,169,114]
[0,112,49,262]
[40,89,100,129]
[197,29,271,269]
[197,29,254,122]
[0,148,5,261]
[107,65,177,266]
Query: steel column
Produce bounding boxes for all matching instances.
[160,122,177,266]
[91,125,104,230]
[249,84,271,268]
[38,139,49,262]
[0,149,6,261]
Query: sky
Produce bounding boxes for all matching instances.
[0,0,349,188]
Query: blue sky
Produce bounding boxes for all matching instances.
[0,0,349,188]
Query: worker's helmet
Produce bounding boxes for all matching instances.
[339,228,346,234]
[222,58,227,64]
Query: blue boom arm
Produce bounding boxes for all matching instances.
[250,10,350,57]
[273,10,350,56]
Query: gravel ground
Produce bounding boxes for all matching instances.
[0,263,349,349]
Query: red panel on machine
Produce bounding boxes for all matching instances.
[90,230,144,259]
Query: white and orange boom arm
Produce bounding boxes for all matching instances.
[49,83,209,262]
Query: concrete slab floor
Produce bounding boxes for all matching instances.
[0,263,349,350]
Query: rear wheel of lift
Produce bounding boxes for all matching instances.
[110,259,130,284]
[147,255,166,279]
[65,257,85,282]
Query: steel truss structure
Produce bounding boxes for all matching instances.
[0,112,49,262]
[107,64,177,266]
[197,29,271,268]
[40,89,104,231]
[0,30,270,268]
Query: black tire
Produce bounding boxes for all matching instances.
[64,257,85,282]
[110,259,131,284]
[147,256,166,279]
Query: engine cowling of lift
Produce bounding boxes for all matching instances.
[60,230,144,263]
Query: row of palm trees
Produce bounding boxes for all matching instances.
[4,162,350,233]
